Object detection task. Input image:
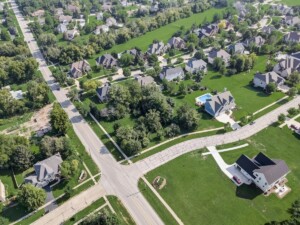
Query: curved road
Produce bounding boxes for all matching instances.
[10,1,300,224]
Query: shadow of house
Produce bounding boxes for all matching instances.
[236,183,263,200]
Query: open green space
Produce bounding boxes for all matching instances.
[0,169,19,197]
[279,0,299,6]
[64,197,106,225]
[295,116,300,123]
[1,204,29,224]
[201,56,286,120]
[0,112,33,132]
[143,126,300,225]
[107,195,136,225]
[15,209,45,225]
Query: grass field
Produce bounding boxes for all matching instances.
[279,0,299,6]
[143,126,300,225]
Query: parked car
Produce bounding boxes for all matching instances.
[250,121,255,125]
[233,175,241,184]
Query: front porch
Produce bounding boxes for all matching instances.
[264,178,291,199]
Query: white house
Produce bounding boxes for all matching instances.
[273,52,300,78]
[208,49,231,67]
[160,67,184,81]
[253,71,285,89]
[235,152,290,193]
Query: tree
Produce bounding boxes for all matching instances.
[11,145,33,171]
[164,123,180,137]
[60,159,79,179]
[40,136,73,159]
[50,103,70,135]
[240,116,248,126]
[119,53,134,67]
[18,184,46,211]
[83,80,102,92]
[67,88,79,101]
[123,68,131,77]
[145,109,162,133]
[178,82,187,95]
[288,87,298,98]
[27,81,49,108]
[266,82,276,94]
[289,72,300,86]
[212,57,224,71]
[176,105,199,131]
[288,107,299,117]
[224,122,231,132]
[0,29,10,41]
[278,113,286,123]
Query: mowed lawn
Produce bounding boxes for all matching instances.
[144,126,300,225]
[201,56,285,119]
[280,0,299,6]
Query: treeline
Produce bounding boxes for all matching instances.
[89,82,199,156]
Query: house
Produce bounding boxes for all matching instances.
[31,9,45,17]
[55,8,64,17]
[235,152,290,193]
[96,83,111,102]
[253,71,285,89]
[147,41,167,55]
[106,17,117,27]
[135,75,156,86]
[194,24,219,38]
[0,180,6,202]
[38,17,45,26]
[208,49,231,67]
[10,90,23,100]
[284,32,300,43]
[227,43,245,55]
[94,25,109,35]
[59,15,73,24]
[64,29,79,40]
[283,16,300,26]
[69,60,91,78]
[0,3,4,12]
[25,153,63,188]
[261,25,276,35]
[167,37,186,49]
[273,52,300,77]
[185,59,207,73]
[96,54,117,68]
[159,67,184,81]
[57,24,67,33]
[271,4,293,15]
[234,1,247,18]
[96,12,103,20]
[150,3,159,13]
[204,91,235,117]
[67,4,80,14]
[243,36,265,47]
[124,48,144,59]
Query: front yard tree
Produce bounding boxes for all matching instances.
[212,57,223,71]
[11,145,34,171]
[288,87,298,98]
[266,82,276,94]
[50,103,70,135]
[18,184,46,211]
[177,104,199,131]
[83,80,102,93]
[289,72,300,86]
[123,68,131,77]
[119,53,134,67]
[61,159,79,179]
[278,113,286,123]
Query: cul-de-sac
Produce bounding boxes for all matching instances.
[0,0,299,224]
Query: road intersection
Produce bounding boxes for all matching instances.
[10,1,300,224]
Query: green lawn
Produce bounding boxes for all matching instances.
[15,209,45,225]
[295,116,300,123]
[143,126,300,225]
[0,169,19,197]
[91,8,224,58]
[201,56,286,119]
[107,195,136,225]
[64,197,106,225]
[279,0,299,6]
[0,112,33,132]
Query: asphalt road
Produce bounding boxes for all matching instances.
[10,1,300,224]
[9,1,164,225]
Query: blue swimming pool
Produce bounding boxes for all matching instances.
[195,93,212,105]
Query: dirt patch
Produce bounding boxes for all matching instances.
[2,104,53,137]
[152,176,166,190]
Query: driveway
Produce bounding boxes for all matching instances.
[215,111,241,130]
[43,186,58,213]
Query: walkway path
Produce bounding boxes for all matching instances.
[202,143,249,156]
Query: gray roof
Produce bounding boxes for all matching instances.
[96,82,111,98]
[244,36,265,47]
[167,37,186,48]
[186,59,207,69]
[96,54,117,67]
[161,67,184,81]
[236,152,290,184]
[276,52,300,75]
[208,49,231,60]
[148,41,166,54]
[227,43,245,54]
[135,76,155,86]
[254,71,285,85]
[57,24,67,33]
[205,91,235,116]
[261,25,276,34]
[284,32,300,42]
[70,60,90,77]
[34,153,63,181]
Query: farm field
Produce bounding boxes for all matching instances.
[143,126,300,225]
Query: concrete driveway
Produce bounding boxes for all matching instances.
[215,111,241,130]
[43,185,58,213]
